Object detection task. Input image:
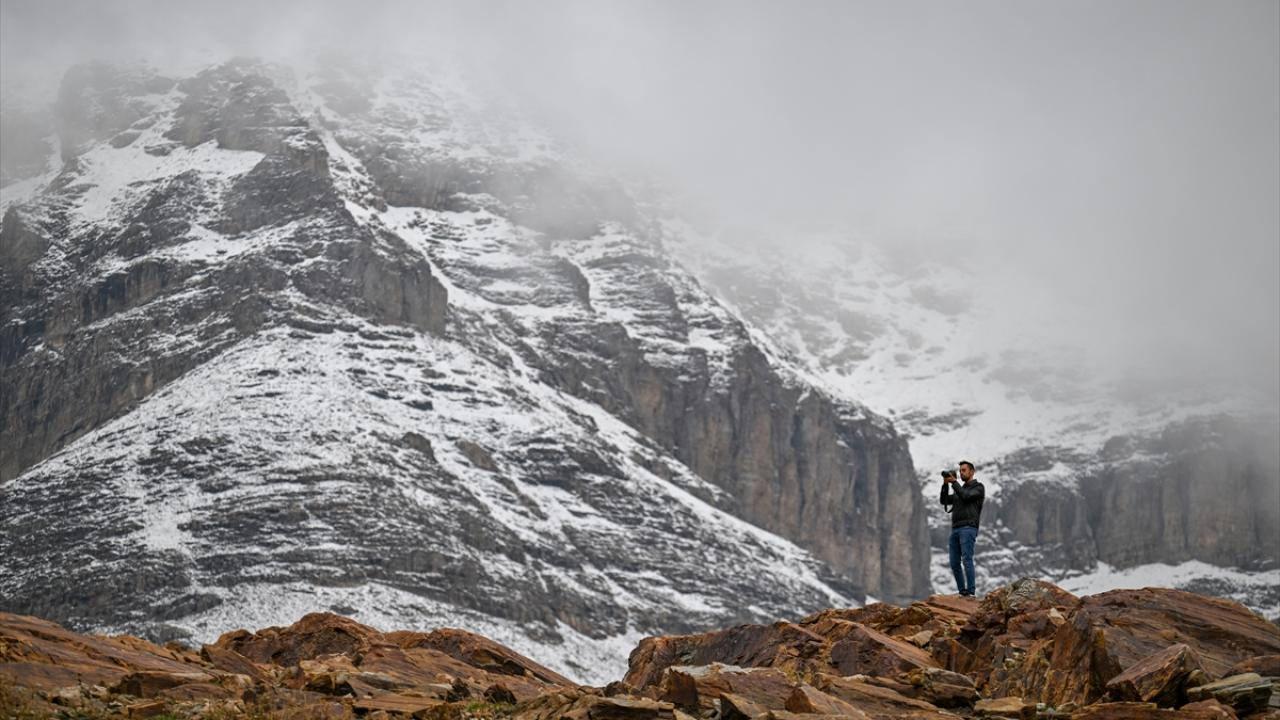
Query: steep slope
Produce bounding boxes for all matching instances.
[668,226,1280,618]
[0,58,929,683]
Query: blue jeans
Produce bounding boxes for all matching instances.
[949,526,978,595]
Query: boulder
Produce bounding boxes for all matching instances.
[1185,673,1273,715]
[897,666,980,708]
[111,670,217,698]
[200,644,270,682]
[624,623,829,689]
[1178,700,1238,720]
[975,696,1036,719]
[816,674,951,719]
[1225,655,1280,678]
[124,699,170,718]
[1104,644,1208,706]
[350,693,444,715]
[388,627,573,686]
[784,683,869,717]
[214,612,383,666]
[827,623,938,676]
[719,692,769,720]
[656,663,794,713]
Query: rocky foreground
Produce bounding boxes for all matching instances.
[2,580,1279,719]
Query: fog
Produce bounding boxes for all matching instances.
[3,0,1278,400]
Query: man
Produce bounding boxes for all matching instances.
[940,460,984,597]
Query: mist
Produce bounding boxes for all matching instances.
[3,0,1278,400]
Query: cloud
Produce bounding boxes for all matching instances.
[3,0,1277,396]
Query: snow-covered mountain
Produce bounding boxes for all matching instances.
[1,55,1275,690]
[0,58,931,684]
[667,223,1280,619]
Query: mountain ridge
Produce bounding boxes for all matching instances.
[1,58,927,683]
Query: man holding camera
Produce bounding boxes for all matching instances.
[940,460,984,597]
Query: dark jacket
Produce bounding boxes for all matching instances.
[941,479,984,529]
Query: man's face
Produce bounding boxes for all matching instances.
[959,465,974,482]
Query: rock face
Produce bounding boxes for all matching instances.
[5,580,1274,719]
[1078,417,1280,571]
[305,60,931,603]
[669,214,1280,616]
[1,60,448,484]
[0,57,928,680]
[984,415,1280,584]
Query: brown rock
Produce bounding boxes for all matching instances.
[784,683,869,717]
[158,681,234,701]
[486,682,518,704]
[0,612,199,691]
[213,612,383,666]
[1064,698,1239,720]
[388,627,573,686]
[207,613,569,703]
[1178,700,1238,720]
[1185,673,1273,715]
[828,623,938,676]
[578,695,677,720]
[1068,701,1164,720]
[656,663,794,713]
[111,670,217,698]
[1077,590,1280,679]
[125,699,170,718]
[971,580,1079,631]
[1225,655,1280,678]
[764,712,851,720]
[975,696,1036,719]
[625,623,829,689]
[898,666,980,708]
[200,644,270,682]
[816,674,950,720]
[1026,589,1280,708]
[1104,644,1208,706]
[351,692,444,715]
[512,688,589,720]
[719,692,769,720]
[908,630,935,647]
[514,691,677,720]
[603,681,639,697]
[916,594,983,627]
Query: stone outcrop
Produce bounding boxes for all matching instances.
[626,579,1279,718]
[0,610,573,718]
[5,580,1276,719]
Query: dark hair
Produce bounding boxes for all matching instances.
[959,460,976,472]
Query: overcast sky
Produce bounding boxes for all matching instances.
[3,0,1278,397]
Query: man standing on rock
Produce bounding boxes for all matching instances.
[941,461,985,597]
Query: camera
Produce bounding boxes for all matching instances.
[940,470,956,479]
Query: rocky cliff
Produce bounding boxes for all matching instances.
[0,57,928,681]
[669,230,1280,615]
[3,580,1278,719]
